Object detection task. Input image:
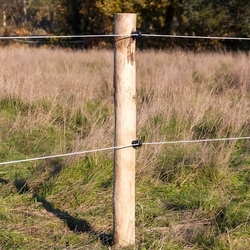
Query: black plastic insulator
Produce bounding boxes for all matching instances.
[132,140,143,148]
[132,30,142,40]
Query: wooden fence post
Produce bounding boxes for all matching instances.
[113,13,137,247]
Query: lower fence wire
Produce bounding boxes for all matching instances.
[0,136,250,166]
[0,144,134,166]
[142,136,250,146]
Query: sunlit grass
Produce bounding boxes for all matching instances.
[0,47,250,249]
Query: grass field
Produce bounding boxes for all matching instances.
[0,46,250,249]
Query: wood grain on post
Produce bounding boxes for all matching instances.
[113,13,137,247]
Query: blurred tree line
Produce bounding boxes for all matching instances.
[0,0,250,50]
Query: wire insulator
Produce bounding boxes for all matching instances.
[132,140,143,148]
[132,30,142,40]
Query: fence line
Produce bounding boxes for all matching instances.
[1,136,250,166]
[141,34,250,40]
[143,136,250,146]
[0,144,136,166]
[1,15,249,247]
[0,34,133,40]
[1,33,250,40]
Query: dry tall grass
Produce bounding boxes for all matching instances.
[0,47,250,249]
[1,48,249,148]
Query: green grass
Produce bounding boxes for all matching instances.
[0,48,250,249]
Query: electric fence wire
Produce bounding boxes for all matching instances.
[0,34,133,40]
[142,136,250,146]
[0,144,135,166]
[1,136,250,166]
[1,33,250,40]
[140,34,250,40]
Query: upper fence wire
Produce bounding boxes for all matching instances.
[1,32,250,40]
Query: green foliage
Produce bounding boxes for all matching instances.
[154,145,199,183]
[230,140,250,168]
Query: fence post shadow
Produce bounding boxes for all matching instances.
[13,163,114,247]
[33,194,114,247]
[0,178,9,184]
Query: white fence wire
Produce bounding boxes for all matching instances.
[1,32,250,40]
[1,137,250,166]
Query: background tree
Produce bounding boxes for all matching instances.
[0,0,250,50]
[0,0,25,28]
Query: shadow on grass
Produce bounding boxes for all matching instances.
[35,194,92,233]
[35,195,113,246]
[13,161,114,247]
[0,178,9,184]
